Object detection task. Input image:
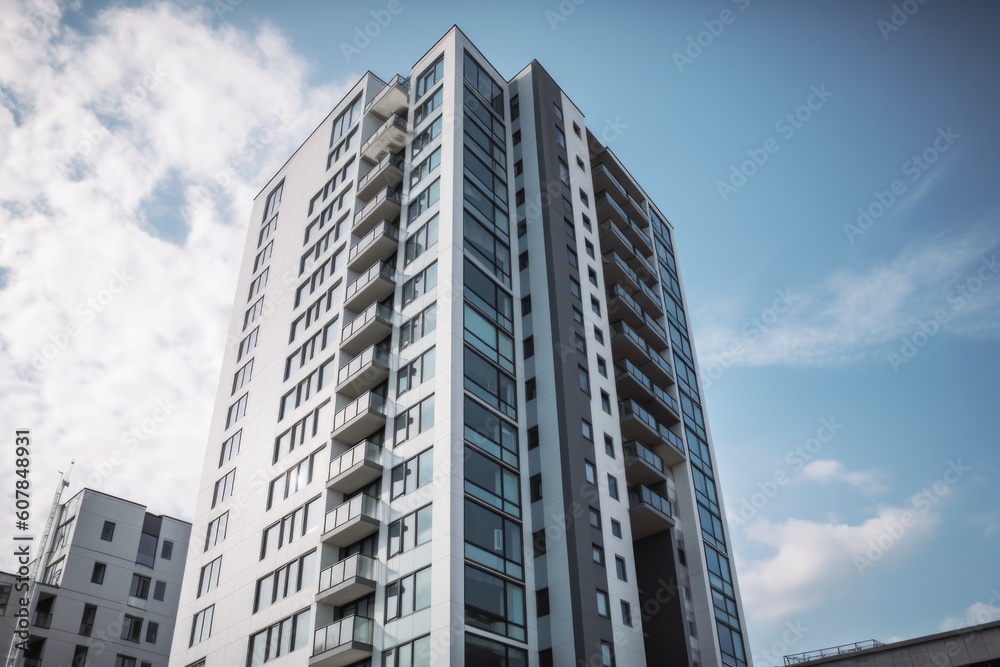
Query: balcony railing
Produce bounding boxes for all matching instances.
[364,74,410,116]
[784,640,886,665]
[328,440,382,481]
[333,392,387,432]
[324,494,379,534]
[596,190,632,228]
[337,345,391,386]
[629,485,673,517]
[360,114,408,161]
[593,163,629,200]
[345,261,395,302]
[318,553,378,596]
[312,615,374,656]
[343,302,393,339]
[349,220,399,264]
[357,153,405,199]
[624,441,665,474]
[354,186,402,227]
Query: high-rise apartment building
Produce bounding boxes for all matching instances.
[9,488,190,667]
[170,26,749,667]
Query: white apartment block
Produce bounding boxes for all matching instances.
[170,26,750,667]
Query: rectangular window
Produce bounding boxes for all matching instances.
[621,601,633,626]
[121,615,142,643]
[585,461,597,485]
[464,498,523,579]
[145,621,158,644]
[219,430,241,467]
[402,261,438,307]
[464,396,518,467]
[198,557,222,597]
[205,512,228,550]
[246,608,311,667]
[412,116,443,156]
[388,504,433,557]
[465,633,528,665]
[510,95,519,120]
[385,636,432,667]
[410,147,442,189]
[232,359,254,395]
[130,574,151,600]
[464,565,525,641]
[80,604,97,636]
[244,297,264,331]
[226,394,248,429]
[465,303,515,373]
[530,474,542,502]
[263,181,283,221]
[253,550,317,613]
[408,178,441,220]
[608,474,619,500]
[596,590,610,618]
[391,448,434,499]
[393,395,435,445]
[464,347,517,419]
[100,521,115,541]
[413,86,443,126]
[91,563,105,584]
[238,327,259,362]
[212,469,236,508]
[266,447,324,509]
[260,495,322,559]
[190,606,214,646]
[114,656,136,667]
[553,103,563,121]
[615,556,628,581]
[397,347,436,396]
[400,303,437,349]
[253,241,273,274]
[153,581,166,601]
[330,94,362,143]
[384,566,432,622]
[416,56,444,99]
[404,214,439,265]
[465,446,520,518]
[556,128,566,149]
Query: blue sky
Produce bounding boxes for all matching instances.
[1,1,998,664]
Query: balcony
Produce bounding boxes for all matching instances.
[593,164,629,202]
[596,190,632,233]
[611,320,650,364]
[357,153,404,200]
[348,220,400,273]
[328,440,383,493]
[599,218,637,258]
[354,186,401,237]
[603,251,641,294]
[336,345,391,399]
[310,616,374,667]
[607,284,644,329]
[361,113,408,163]
[657,428,686,467]
[317,554,378,607]
[32,612,52,629]
[619,399,663,444]
[642,351,675,386]
[633,280,663,319]
[628,485,675,539]
[365,74,409,119]
[649,384,682,426]
[340,302,393,355]
[615,360,656,401]
[332,392,387,444]
[321,494,380,547]
[344,261,396,312]
[624,441,667,486]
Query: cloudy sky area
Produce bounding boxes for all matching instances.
[1,0,998,664]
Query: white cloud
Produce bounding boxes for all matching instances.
[737,495,942,622]
[940,598,1000,631]
[694,226,1000,370]
[0,0,353,570]
[800,459,888,495]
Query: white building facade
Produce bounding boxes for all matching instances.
[170,26,749,667]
